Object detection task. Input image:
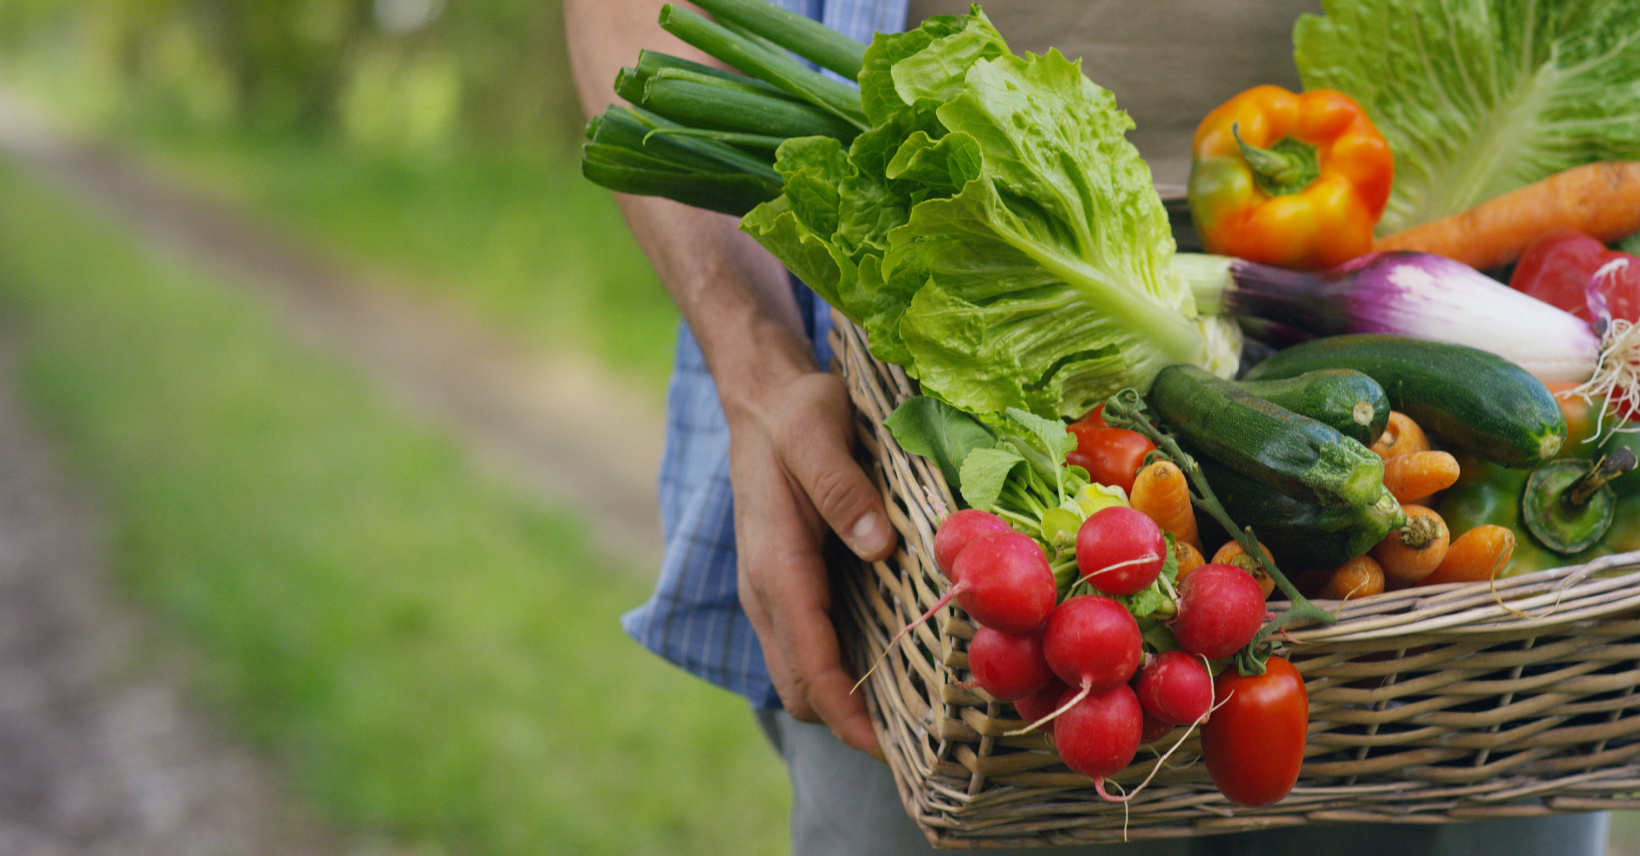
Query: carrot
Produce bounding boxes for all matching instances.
[1172,539,1206,583]
[1316,555,1385,601]
[1371,411,1429,461]
[1129,459,1200,551]
[1211,540,1276,599]
[1382,450,1461,504]
[1417,525,1516,586]
[1370,505,1451,587]
[1374,161,1640,271]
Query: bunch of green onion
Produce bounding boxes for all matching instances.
[581,0,870,215]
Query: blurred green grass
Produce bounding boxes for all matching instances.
[0,154,788,855]
[122,117,680,398]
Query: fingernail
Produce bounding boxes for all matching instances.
[850,512,890,555]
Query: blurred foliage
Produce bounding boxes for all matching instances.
[0,0,583,156]
[0,155,786,855]
[0,0,681,393]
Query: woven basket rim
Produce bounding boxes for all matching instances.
[1281,550,1640,644]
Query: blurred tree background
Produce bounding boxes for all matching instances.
[0,0,582,156]
[1,0,682,392]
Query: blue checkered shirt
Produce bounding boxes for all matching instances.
[621,0,909,708]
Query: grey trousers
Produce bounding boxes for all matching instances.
[756,710,1609,856]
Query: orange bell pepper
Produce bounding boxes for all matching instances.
[1187,85,1394,270]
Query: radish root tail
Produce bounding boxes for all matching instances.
[851,582,965,695]
[1004,682,1090,736]
[1071,552,1161,590]
[1578,319,1640,443]
[1099,684,1228,806]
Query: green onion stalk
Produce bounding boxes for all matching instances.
[580,0,872,215]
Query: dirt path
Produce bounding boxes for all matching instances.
[0,91,666,573]
[0,337,372,856]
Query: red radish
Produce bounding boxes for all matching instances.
[1013,677,1069,725]
[1009,596,1141,735]
[1173,563,1267,659]
[855,531,1057,694]
[1139,711,1174,745]
[1054,683,1143,799]
[1044,596,1142,693]
[968,626,1053,702]
[1074,506,1166,596]
[1134,650,1214,725]
[1511,228,1640,326]
[948,531,1058,634]
[933,509,1013,579]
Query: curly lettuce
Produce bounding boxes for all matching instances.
[741,9,1238,419]
[1295,0,1640,235]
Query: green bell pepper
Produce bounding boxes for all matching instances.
[1435,456,1609,575]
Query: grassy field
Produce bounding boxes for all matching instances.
[120,119,681,398]
[0,155,789,855]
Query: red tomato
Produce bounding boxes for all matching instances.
[1073,404,1109,429]
[1065,424,1155,494]
[1510,228,1640,325]
[1200,656,1307,807]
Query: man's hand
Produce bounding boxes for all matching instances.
[727,367,896,755]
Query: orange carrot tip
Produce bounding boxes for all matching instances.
[1130,459,1200,552]
[1419,525,1515,587]
[1371,411,1429,461]
[1383,450,1462,504]
[1318,555,1384,601]
[1211,540,1276,599]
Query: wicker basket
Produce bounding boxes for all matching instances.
[829,312,1640,849]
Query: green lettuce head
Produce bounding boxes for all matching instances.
[742,8,1239,419]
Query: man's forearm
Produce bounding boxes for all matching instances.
[563,0,816,404]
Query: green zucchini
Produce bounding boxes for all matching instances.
[1240,334,1566,468]
[1199,458,1406,572]
[1148,364,1385,508]
[1236,369,1390,448]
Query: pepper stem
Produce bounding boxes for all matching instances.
[1232,123,1320,198]
[1565,449,1638,508]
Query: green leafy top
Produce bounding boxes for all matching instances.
[1295,0,1640,235]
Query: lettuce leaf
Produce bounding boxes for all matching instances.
[1295,0,1640,235]
[742,8,1238,419]
[882,394,997,490]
